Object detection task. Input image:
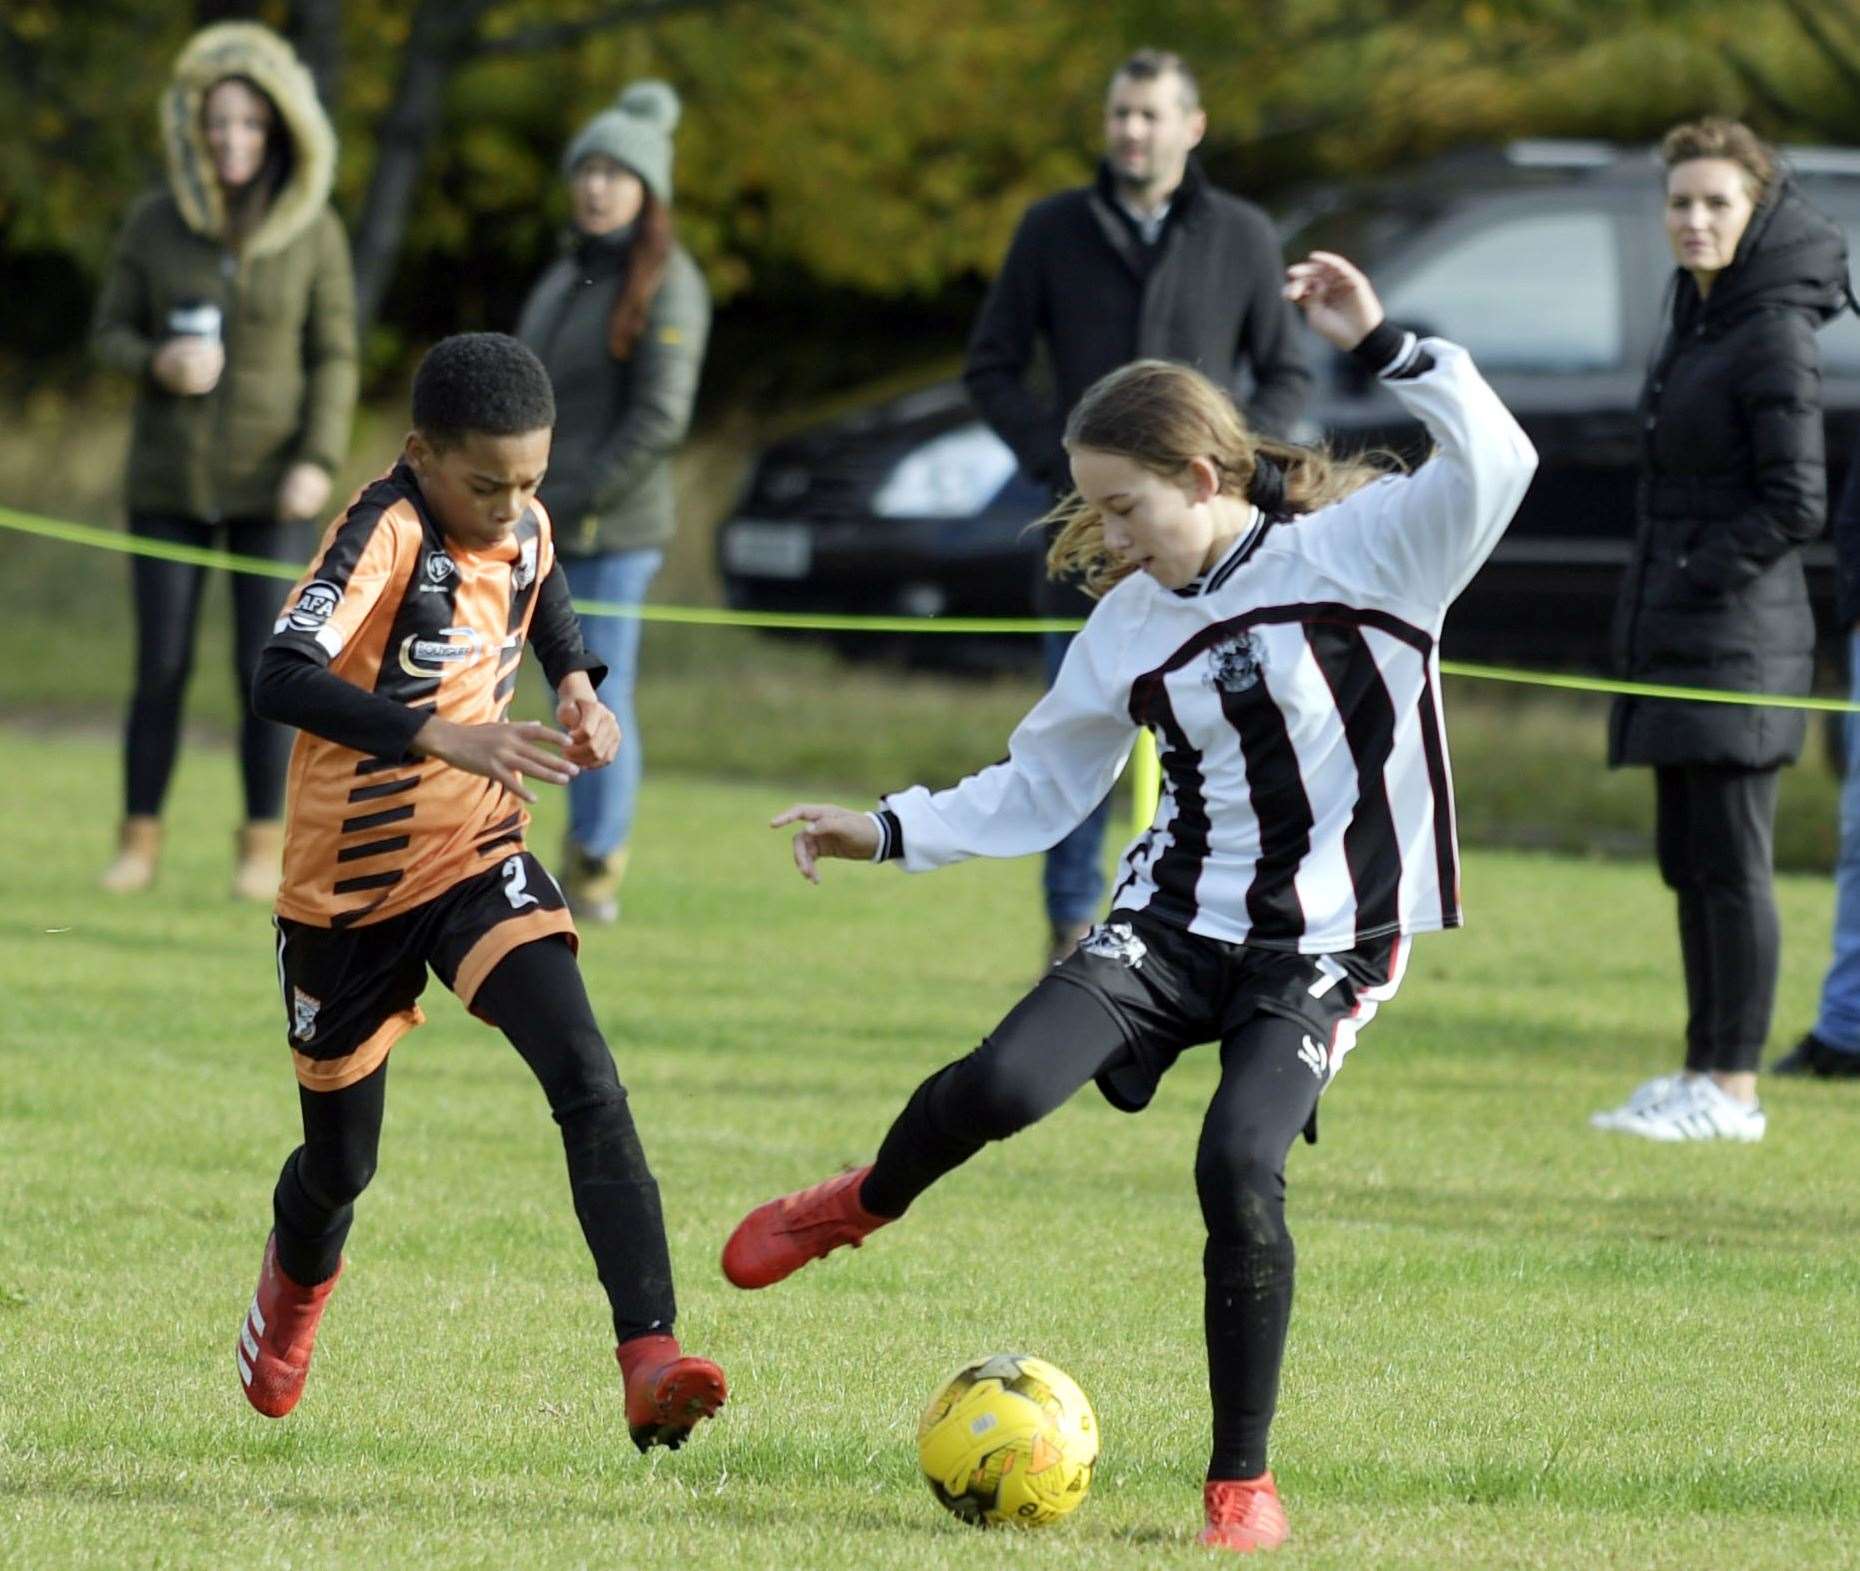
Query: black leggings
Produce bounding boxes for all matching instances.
[125,512,300,820]
[270,937,676,1344]
[1654,763,1780,1073]
[862,976,1322,1481]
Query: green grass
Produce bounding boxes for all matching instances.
[3,725,1859,1569]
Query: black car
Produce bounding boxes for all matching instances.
[717,140,1860,671]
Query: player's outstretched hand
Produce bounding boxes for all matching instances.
[413,716,577,804]
[557,691,621,769]
[1283,251,1385,353]
[770,802,879,884]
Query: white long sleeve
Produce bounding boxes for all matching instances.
[883,616,1139,871]
[1295,338,1538,619]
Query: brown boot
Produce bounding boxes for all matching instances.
[231,821,285,903]
[99,817,162,893]
[560,839,624,925]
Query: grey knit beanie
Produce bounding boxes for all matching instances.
[562,80,680,203]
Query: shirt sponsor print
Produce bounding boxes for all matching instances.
[398,626,485,677]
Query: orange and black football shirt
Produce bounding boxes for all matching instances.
[258,461,604,929]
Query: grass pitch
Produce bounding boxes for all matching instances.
[3,724,1859,1570]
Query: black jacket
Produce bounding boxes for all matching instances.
[964,155,1308,493]
[1609,180,1849,769]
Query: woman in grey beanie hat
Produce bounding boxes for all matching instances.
[517,80,712,924]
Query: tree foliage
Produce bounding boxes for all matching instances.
[2,0,1852,378]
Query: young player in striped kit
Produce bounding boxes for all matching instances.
[722,253,1536,1552]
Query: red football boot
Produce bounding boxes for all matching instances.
[1199,1473,1290,1553]
[617,1334,727,1452]
[720,1164,893,1289]
[236,1232,342,1418]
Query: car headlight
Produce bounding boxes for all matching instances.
[872,424,1019,518]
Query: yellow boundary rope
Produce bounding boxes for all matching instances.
[5,501,1851,842]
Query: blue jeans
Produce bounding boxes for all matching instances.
[1042,630,1113,928]
[561,550,663,860]
[1814,630,1860,1054]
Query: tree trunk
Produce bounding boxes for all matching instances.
[347,0,738,342]
[349,0,495,339]
[288,0,346,114]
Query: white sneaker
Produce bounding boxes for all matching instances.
[1589,1073,1690,1131]
[1602,1076,1766,1143]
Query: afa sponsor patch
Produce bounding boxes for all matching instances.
[285,580,342,633]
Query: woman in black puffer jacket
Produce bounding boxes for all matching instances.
[1594,118,1849,1143]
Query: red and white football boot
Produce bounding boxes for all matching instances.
[236,1232,342,1418]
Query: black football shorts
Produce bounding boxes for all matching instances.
[1047,907,1408,1115]
[273,850,576,1092]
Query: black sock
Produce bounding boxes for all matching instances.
[559,1092,676,1343]
[473,938,677,1345]
[860,1065,984,1219]
[271,1147,351,1287]
[1204,1236,1295,1481]
[862,980,1125,1218]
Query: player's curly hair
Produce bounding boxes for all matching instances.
[411,333,556,448]
[1044,359,1399,599]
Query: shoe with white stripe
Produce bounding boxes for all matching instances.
[1599,1075,1766,1143]
[1589,1072,1690,1131]
[237,1232,343,1418]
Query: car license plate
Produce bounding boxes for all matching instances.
[722,522,812,579]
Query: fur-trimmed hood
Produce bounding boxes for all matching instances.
[161,22,336,257]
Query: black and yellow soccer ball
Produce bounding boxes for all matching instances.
[916,1353,1099,1529]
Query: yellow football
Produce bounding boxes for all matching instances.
[916,1353,1099,1528]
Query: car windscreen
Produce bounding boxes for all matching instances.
[1376,207,1627,373]
[1820,215,1860,375]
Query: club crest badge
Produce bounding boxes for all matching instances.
[1080,922,1147,969]
[1204,631,1267,694]
[290,987,322,1045]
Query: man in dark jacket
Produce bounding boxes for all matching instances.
[964,48,1310,965]
[1775,455,1860,1078]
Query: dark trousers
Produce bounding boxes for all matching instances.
[270,937,677,1344]
[1653,763,1781,1074]
[124,512,299,820]
[862,958,1335,1482]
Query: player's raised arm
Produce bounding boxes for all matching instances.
[1283,250,1537,609]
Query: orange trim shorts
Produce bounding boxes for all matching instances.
[274,850,578,1092]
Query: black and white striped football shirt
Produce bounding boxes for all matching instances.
[881,336,1537,953]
